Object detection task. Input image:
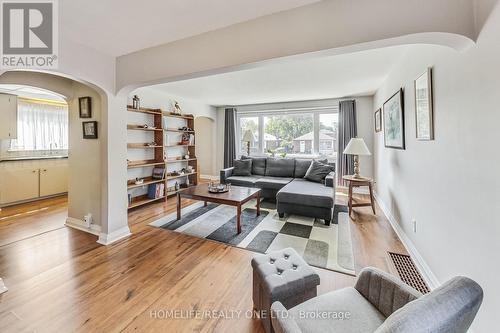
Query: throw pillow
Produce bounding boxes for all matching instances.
[294,158,328,178]
[241,155,267,175]
[233,159,252,176]
[304,160,334,183]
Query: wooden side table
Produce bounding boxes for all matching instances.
[342,175,376,216]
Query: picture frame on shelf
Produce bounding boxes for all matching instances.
[152,167,166,180]
[82,121,98,139]
[374,108,382,132]
[79,96,92,118]
[415,67,434,140]
[383,89,405,149]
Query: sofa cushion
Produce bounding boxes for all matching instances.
[233,159,252,176]
[304,160,335,183]
[226,175,260,187]
[294,158,327,178]
[289,287,386,333]
[241,156,267,175]
[265,158,295,177]
[277,179,334,208]
[255,176,293,190]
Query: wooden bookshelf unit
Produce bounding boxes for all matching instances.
[163,112,198,197]
[126,105,198,210]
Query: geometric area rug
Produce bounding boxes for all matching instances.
[150,200,355,275]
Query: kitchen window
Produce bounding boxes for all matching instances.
[9,99,69,151]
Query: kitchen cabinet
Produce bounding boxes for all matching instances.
[40,165,68,197]
[0,93,18,139]
[0,168,39,204]
[0,159,68,206]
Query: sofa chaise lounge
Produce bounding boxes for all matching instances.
[220,156,336,225]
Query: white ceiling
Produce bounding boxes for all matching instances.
[60,0,321,56]
[149,45,410,106]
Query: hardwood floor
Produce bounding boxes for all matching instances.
[0,196,68,247]
[0,187,406,332]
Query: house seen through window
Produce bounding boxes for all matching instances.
[238,110,338,161]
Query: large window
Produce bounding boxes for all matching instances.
[237,108,338,160]
[264,114,313,156]
[239,116,260,156]
[10,100,69,151]
[319,113,338,160]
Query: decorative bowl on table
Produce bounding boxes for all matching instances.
[208,182,230,193]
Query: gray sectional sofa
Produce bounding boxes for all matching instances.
[220,156,336,225]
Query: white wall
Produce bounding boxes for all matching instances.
[67,83,102,229]
[354,97,374,178]
[373,3,500,331]
[128,87,217,120]
[216,96,374,177]
[194,117,217,177]
[215,107,226,173]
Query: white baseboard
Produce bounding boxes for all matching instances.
[97,226,131,245]
[200,174,219,181]
[373,191,440,289]
[0,278,7,294]
[65,217,101,236]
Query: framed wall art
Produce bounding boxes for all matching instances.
[79,96,92,118]
[374,108,382,132]
[415,67,434,140]
[82,121,98,139]
[383,89,405,149]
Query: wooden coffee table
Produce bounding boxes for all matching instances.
[176,185,261,234]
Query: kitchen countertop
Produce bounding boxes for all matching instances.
[0,156,68,162]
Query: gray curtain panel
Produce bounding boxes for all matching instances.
[337,100,357,186]
[224,107,237,168]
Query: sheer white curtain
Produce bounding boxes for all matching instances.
[10,100,69,151]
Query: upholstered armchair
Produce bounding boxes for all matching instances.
[271,267,483,333]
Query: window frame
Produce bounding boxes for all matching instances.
[236,106,338,159]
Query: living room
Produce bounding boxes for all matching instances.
[0,1,499,332]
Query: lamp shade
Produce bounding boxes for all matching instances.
[343,138,371,156]
[242,129,255,142]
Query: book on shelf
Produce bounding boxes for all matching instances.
[147,183,165,199]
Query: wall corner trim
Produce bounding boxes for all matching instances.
[0,278,8,294]
[65,217,101,236]
[373,191,440,289]
[97,226,132,246]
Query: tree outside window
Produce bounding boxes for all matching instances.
[264,114,313,156]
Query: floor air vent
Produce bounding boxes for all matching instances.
[387,252,430,294]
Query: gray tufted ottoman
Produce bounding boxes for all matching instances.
[251,247,320,333]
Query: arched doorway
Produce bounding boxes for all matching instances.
[0,71,105,243]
